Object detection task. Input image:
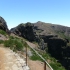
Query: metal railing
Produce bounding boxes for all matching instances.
[26,42,53,70]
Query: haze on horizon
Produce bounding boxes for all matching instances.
[0,0,70,29]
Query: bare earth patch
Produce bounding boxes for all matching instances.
[28,59,44,70]
[27,56,51,70]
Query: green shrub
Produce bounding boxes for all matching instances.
[9,36,14,39]
[0,40,4,44]
[15,37,20,39]
[50,63,65,70]
[30,54,42,61]
[4,41,10,47]
[30,49,43,61]
[4,38,24,51]
[30,53,43,61]
[0,29,7,36]
[14,40,23,51]
[4,39,14,47]
[50,63,58,70]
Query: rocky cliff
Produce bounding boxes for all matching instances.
[11,22,36,41]
[10,22,70,70]
[0,16,9,34]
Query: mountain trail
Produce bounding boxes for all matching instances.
[0,45,29,70]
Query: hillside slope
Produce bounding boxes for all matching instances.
[10,22,70,70]
[34,21,70,37]
[0,16,68,70]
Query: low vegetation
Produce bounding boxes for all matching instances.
[0,29,7,36]
[4,36,25,51]
[0,40,4,44]
[29,48,43,61]
[56,31,70,40]
[50,62,65,70]
[29,46,65,70]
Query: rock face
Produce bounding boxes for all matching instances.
[11,22,70,70]
[11,23,36,41]
[47,38,66,58]
[0,16,9,33]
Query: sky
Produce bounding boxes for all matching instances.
[0,0,70,29]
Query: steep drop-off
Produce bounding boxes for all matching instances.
[10,22,70,70]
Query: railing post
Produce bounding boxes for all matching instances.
[44,61,46,70]
[26,46,27,66]
[26,41,53,70]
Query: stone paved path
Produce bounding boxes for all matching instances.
[0,46,29,70]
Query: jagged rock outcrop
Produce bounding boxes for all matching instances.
[0,16,9,33]
[11,22,36,41]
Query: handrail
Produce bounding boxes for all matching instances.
[26,41,53,70]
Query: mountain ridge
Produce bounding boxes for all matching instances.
[10,21,70,70]
[0,16,70,70]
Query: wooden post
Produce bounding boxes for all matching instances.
[26,46,27,66]
[44,61,46,70]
